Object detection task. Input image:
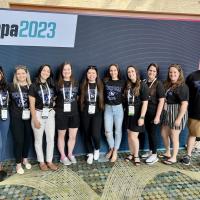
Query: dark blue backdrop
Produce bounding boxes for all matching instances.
[1,13,200,160]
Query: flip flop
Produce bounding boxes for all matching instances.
[163,160,177,165]
[158,154,171,159]
[125,154,133,162]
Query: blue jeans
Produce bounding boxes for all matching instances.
[0,114,10,163]
[104,104,124,150]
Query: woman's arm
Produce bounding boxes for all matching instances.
[138,100,148,126]
[154,97,165,124]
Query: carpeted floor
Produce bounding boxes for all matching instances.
[0,150,200,200]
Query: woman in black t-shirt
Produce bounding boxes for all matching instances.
[55,62,79,165]
[124,66,148,165]
[29,64,58,171]
[80,66,104,164]
[0,66,9,181]
[143,63,165,165]
[9,65,32,174]
[104,64,125,162]
[161,64,189,165]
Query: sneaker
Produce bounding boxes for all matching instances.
[146,154,158,165]
[141,151,152,159]
[181,155,191,166]
[60,157,71,166]
[16,166,24,175]
[94,150,100,160]
[69,156,77,164]
[23,162,32,170]
[87,154,93,164]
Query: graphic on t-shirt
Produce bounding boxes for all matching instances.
[88,88,96,102]
[38,88,54,105]
[60,86,78,102]
[12,91,28,108]
[0,91,8,106]
[106,85,122,101]
[194,80,200,94]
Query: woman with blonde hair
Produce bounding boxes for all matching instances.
[161,64,189,164]
[9,65,32,174]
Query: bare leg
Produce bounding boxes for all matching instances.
[67,128,78,157]
[57,130,67,160]
[161,125,171,157]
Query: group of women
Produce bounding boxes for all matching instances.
[0,62,189,179]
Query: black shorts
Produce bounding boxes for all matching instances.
[56,113,79,130]
[126,115,145,133]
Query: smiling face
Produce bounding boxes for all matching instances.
[16,68,27,84]
[62,64,71,81]
[40,66,51,82]
[127,67,137,83]
[87,69,97,83]
[168,66,180,83]
[109,65,119,80]
[147,65,157,81]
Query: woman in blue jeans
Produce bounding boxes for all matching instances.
[0,66,9,181]
[104,64,125,162]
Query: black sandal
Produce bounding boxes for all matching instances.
[125,154,133,162]
[134,156,141,166]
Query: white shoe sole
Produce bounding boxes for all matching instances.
[146,158,158,165]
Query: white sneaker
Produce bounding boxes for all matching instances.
[141,151,152,159]
[69,156,77,164]
[60,157,71,166]
[16,166,24,175]
[94,150,100,160]
[146,154,158,165]
[87,154,93,164]
[24,163,32,170]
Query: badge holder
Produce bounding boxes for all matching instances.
[1,108,8,120]
[42,107,49,119]
[22,109,30,120]
[88,104,96,114]
[64,102,71,112]
[128,105,135,116]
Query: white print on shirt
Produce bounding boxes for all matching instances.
[60,86,78,102]
[106,85,122,101]
[12,91,29,108]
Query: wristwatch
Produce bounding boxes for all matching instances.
[139,116,145,119]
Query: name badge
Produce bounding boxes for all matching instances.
[1,108,8,120]
[128,105,135,116]
[88,105,96,114]
[164,102,167,111]
[64,103,71,112]
[42,107,49,119]
[22,109,30,120]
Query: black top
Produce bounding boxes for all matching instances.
[0,83,9,109]
[9,83,29,118]
[146,80,165,107]
[126,81,149,109]
[165,83,189,104]
[186,70,200,119]
[104,79,125,105]
[55,81,79,115]
[29,82,55,110]
[81,83,101,113]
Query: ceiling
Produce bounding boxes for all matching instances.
[1,0,200,15]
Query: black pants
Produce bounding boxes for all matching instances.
[11,116,32,164]
[81,111,102,154]
[145,107,159,154]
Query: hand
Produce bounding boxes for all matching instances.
[138,118,144,126]
[34,118,41,129]
[174,118,181,128]
[153,116,160,124]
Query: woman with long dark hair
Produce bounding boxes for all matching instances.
[80,66,104,164]
[9,65,32,174]
[29,64,58,171]
[124,65,148,165]
[0,66,9,180]
[56,62,79,165]
[161,64,189,165]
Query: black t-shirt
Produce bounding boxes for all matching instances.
[29,82,55,110]
[165,84,189,104]
[126,81,149,110]
[9,83,30,118]
[55,81,79,115]
[186,70,200,119]
[81,83,101,113]
[104,79,125,105]
[0,84,9,109]
[146,80,165,107]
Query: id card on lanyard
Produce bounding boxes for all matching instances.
[18,84,30,120]
[0,91,8,120]
[128,89,135,116]
[40,83,51,119]
[88,84,97,114]
[63,83,72,112]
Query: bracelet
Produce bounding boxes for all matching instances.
[139,116,145,119]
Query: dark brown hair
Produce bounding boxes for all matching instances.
[104,64,122,82]
[147,63,160,76]
[80,66,104,111]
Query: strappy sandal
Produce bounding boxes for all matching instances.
[134,156,141,166]
[125,154,134,162]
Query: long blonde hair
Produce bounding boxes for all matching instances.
[13,65,32,87]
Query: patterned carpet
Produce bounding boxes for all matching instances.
[0,151,200,200]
